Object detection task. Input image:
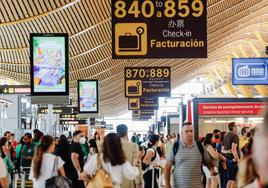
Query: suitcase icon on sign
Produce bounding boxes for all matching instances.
[119,33,138,49]
[119,27,145,52]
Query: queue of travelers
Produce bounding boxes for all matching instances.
[0,109,267,188]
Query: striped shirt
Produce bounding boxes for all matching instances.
[166,140,203,188]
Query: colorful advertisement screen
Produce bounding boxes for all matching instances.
[78,80,99,113]
[30,33,69,95]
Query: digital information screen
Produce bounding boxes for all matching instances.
[78,80,99,113]
[30,33,69,95]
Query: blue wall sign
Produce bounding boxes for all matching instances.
[232,58,268,85]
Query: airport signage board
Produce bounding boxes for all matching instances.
[128,97,159,110]
[232,58,268,85]
[60,114,78,120]
[38,107,78,114]
[112,0,207,59]
[132,109,155,117]
[0,85,30,94]
[198,102,266,116]
[125,67,171,97]
[132,116,151,121]
[60,120,88,125]
[77,80,99,113]
[30,33,69,95]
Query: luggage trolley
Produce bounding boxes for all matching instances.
[13,167,33,188]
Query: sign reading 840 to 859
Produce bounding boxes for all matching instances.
[125,67,171,97]
[112,0,207,59]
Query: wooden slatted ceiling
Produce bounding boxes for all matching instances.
[0,0,267,115]
[0,0,80,24]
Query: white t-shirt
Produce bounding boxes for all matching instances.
[0,157,7,178]
[84,154,139,188]
[29,153,64,188]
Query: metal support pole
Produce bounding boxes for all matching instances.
[47,104,53,136]
[154,110,158,134]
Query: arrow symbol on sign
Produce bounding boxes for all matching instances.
[3,88,7,93]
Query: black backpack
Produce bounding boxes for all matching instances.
[141,147,157,171]
[173,140,205,163]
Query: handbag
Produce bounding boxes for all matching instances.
[45,156,72,188]
[86,154,113,188]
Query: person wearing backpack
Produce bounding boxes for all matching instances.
[165,122,206,188]
[142,134,161,188]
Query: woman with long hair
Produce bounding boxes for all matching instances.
[29,135,66,188]
[203,133,226,188]
[0,137,14,187]
[94,132,101,152]
[81,133,139,188]
[54,135,69,172]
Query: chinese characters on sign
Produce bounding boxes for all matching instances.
[112,0,207,58]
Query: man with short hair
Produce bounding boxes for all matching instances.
[116,124,142,188]
[165,122,203,188]
[223,122,240,188]
[20,133,35,168]
[67,130,85,188]
[4,131,11,141]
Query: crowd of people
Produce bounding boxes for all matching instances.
[0,110,267,188]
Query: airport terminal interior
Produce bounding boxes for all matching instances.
[0,0,268,188]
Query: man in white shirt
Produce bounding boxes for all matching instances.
[0,157,7,188]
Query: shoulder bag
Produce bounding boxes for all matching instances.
[45,156,72,188]
[86,154,113,188]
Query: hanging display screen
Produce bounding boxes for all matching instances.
[30,33,69,95]
[78,80,99,113]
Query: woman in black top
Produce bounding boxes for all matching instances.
[54,135,69,172]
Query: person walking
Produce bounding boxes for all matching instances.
[81,133,139,188]
[165,122,205,188]
[116,124,142,188]
[66,131,85,188]
[29,135,66,188]
[223,122,240,188]
[143,134,161,188]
